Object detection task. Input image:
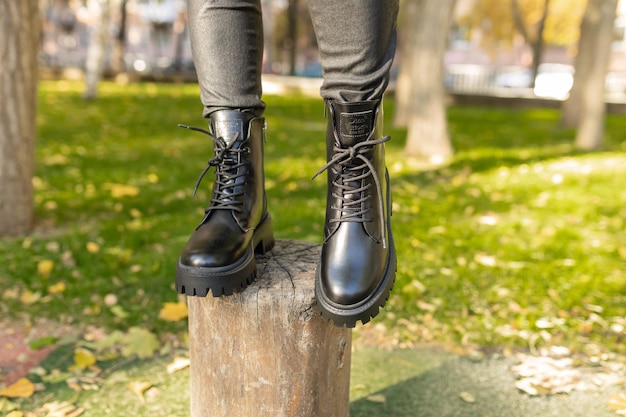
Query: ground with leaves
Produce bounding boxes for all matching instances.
[0,81,625,416]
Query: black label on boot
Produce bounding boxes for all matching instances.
[214,120,244,145]
[340,110,373,140]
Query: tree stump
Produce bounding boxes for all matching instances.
[187,240,352,417]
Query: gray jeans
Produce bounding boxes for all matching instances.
[187,0,399,117]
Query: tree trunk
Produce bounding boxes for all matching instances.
[84,0,111,99]
[0,0,39,236]
[562,0,617,150]
[512,0,551,88]
[395,0,456,163]
[110,0,128,74]
[187,241,351,417]
[261,0,274,73]
[286,0,298,75]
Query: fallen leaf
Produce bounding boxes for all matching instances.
[459,391,476,403]
[366,394,386,403]
[0,378,35,398]
[41,369,71,384]
[105,183,140,198]
[103,294,118,306]
[86,242,100,254]
[608,393,626,415]
[109,305,129,319]
[128,381,153,403]
[1,397,19,413]
[40,400,84,417]
[166,357,190,374]
[20,290,42,305]
[29,336,59,350]
[158,302,188,322]
[6,412,23,417]
[69,348,97,371]
[512,355,585,396]
[48,282,67,294]
[121,327,159,359]
[37,259,55,279]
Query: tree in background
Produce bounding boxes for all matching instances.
[563,0,619,149]
[110,0,129,74]
[511,0,550,87]
[0,0,39,236]
[394,0,456,163]
[272,0,315,75]
[84,0,111,99]
[459,0,585,82]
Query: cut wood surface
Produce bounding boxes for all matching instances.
[187,240,352,417]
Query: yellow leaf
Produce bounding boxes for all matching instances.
[40,400,83,417]
[166,357,190,374]
[69,348,97,371]
[105,183,140,198]
[366,394,386,403]
[0,378,35,398]
[608,392,626,413]
[158,302,188,322]
[6,411,24,417]
[86,242,100,254]
[459,391,476,403]
[37,259,55,279]
[128,381,153,403]
[48,282,67,294]
[20,290,41,305]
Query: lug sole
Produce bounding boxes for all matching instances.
[175,215,275,297]
[315,232,397,328]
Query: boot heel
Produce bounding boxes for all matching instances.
[254,214,275,255]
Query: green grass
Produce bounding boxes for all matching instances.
[1,80,625,356]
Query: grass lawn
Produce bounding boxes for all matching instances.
[2,80,625,351]
[0,80,625,413]
[0,82,626,416]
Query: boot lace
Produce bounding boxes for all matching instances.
[179,124,250,215]
[311,136,390,248]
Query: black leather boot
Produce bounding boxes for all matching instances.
[313,99,396,327]
[176,110,274,297]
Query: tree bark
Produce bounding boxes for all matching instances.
[512,0,551,88]
[395,0,456,162]
[110,0,128,74]
[562,0,618,150]
[286,0,298,75]
[0,0,39,236]
[84,0,111,99]
[187,241,351,417]
[562,0,617,150]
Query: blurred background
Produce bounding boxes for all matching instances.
[38,0,626,100]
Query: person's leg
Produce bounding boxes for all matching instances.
[308,0,399,327]
[176,0,273,297]
[186,0,265,117]
[307,0,399,102]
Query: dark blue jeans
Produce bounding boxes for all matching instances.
[187,0,399,117]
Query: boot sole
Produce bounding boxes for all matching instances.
[315,231,397,328]
[175,215,275,297]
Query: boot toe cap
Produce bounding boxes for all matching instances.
[319,231,385,306]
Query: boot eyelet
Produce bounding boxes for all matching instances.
[244,147,251,154]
